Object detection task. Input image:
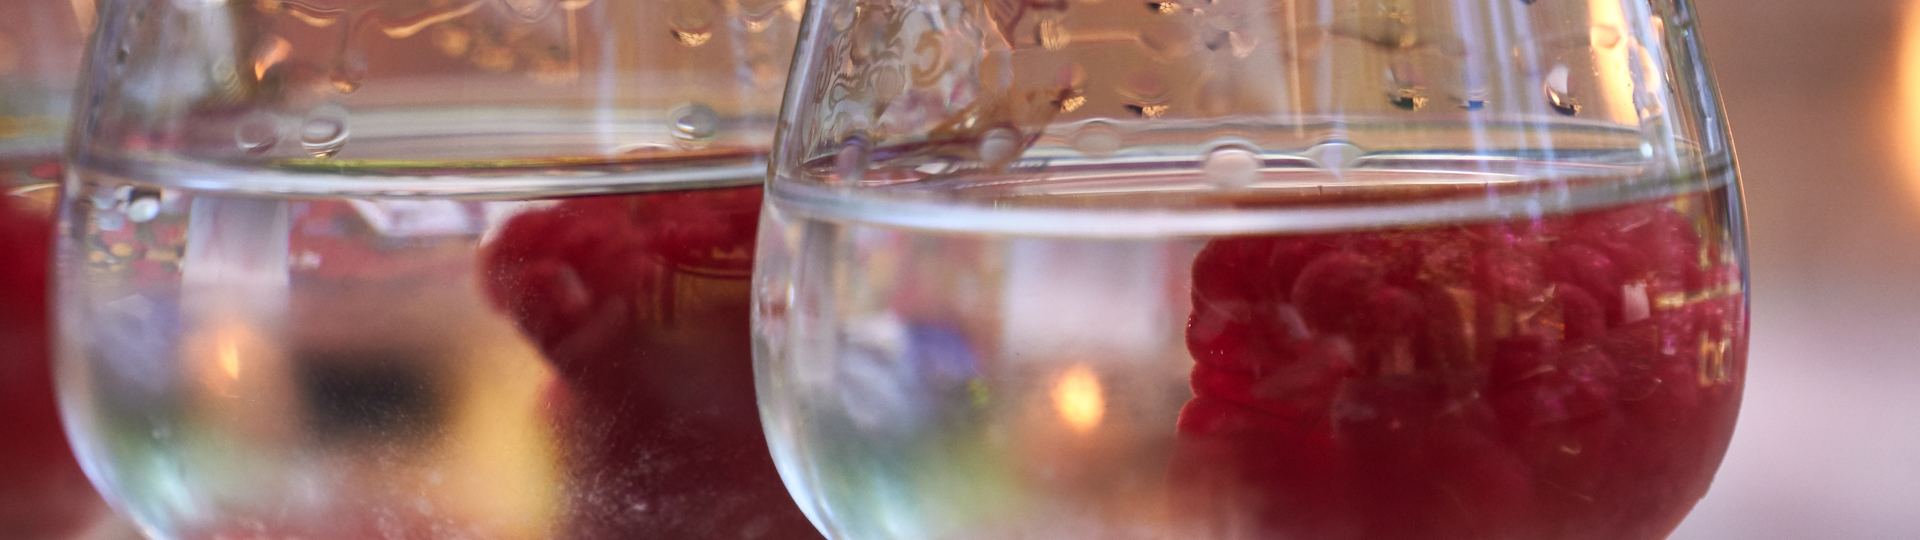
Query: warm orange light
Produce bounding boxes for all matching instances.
[217,331,242,380]
[1052,365,1105,433]
[1897,0,1920,203]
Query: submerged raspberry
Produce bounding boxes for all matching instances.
[479,185,819,540]
[1174,192,1746,540]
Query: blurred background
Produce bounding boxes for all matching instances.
[3,0,1917,538]
[1670,0,1920,537]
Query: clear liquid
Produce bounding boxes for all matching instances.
[754,165,1746,540]
[55,158,820,540]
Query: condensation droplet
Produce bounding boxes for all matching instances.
[830,4,858,32]
[1590,25,1623,49]
[978,128,1023,169]
[670,27,713,47]
[1227,31,1258,57]
[1202,145,1262,189]
[1072,122,1123,157]
[330,63,365,94]
[127,196,162,223]
[670,0,716,47]
[1120,72,1171,117]
[671,103,721,148]
[1386,65,1428,111]
[1307,141,1365,172]
[235,116,281,154]
[1037,17,1072,50]
[1544,63,1580,116]
[740,0,784,33]
[300,108,350,158]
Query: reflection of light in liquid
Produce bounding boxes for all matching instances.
[218,332,242,379]
[1052,365,1105,432]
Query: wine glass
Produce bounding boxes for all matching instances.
[752,0,1746,538]
[55,0,819,538]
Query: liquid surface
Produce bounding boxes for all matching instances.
[56,160,820,540]
[753,166,1746,540]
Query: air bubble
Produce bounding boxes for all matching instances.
[300,108,350,158]
[1544,64,1580,116]
[1202,145,1262,189]
[671,103,721,148]
[978,128,1023,169]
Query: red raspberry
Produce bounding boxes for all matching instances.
[1176,194,1746,540]
[478,185,819,540]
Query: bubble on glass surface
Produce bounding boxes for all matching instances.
[114,45,128,67]
[1037,17,1072,51]
[1202,145,1262,189]
[1306,141,1365,172]
[1544,63,1581,116]
[978,128,1023,169]
[300,108,351,159]
[234,115,281,154]
[126,196,162,223]
[1140,22,1195,60]
[1120,73,1171,118]
[1071,122,1124,157]
[670,103,721,148]
[1146,1,1181,14]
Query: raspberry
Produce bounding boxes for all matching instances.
[479,185,818,540]
[1176,193,1746,539]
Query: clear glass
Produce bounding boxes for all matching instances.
[55,1,819,539]
[753,0,1747,539]
[0,2,118,539]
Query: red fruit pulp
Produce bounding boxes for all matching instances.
[479,185,821,540]
[1173,190,1746,540]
